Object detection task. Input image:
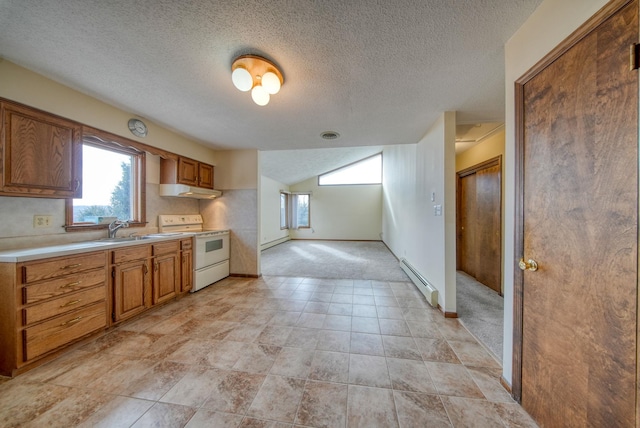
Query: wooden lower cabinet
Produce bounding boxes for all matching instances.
[23,303,106,361]
[113,258,149,323]
[111,239,185,323]
[180,238,193,293]
[153,253,178,304]
[0,238,192,376]
[0,251,108,377]
[152,241,180,305]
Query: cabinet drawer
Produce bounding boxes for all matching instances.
[22,252,105,284]
[23,286,105,326]
[23,302,106,361]
[180,239,192,250]
[153,240,179,256]
[23,268,106,305]
[112,245,150,264]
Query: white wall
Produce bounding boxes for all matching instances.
[382,112,457,312]
[289,177,382,241]
[0,60,215,163]
[0,60,209,250]
[213,149,259,190]
[456,129,505,172]
[502,0,608,385]
[201,149,260,276]
[260,175,290,247]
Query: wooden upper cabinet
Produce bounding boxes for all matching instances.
[0,100,82,198]
[178,157,198,186]
[161,156,214,189]
[198,162,214,189]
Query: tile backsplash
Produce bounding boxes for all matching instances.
[0,183,198,251]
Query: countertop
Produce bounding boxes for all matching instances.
[0,233,194,263]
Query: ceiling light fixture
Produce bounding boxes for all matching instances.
[231,55,284,106]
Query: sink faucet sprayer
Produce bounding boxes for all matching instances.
[108,220,130,238]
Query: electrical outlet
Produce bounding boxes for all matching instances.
[34,215,53,228]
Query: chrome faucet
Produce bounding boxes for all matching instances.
[108,220,129,238]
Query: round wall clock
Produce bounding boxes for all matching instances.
[128,118,148,137]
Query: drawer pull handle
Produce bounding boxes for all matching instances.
[61,316,82,326]
[61,263,81,270]
[60,281,81,289]
[60,299,81,308]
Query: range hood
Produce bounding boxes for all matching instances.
[159,184,222,199]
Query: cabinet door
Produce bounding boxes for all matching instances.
[1,101,82,197]
[113,260,148,322]
[153,253,178,305]
[198,163,214,189]
[181,249,193,293]
[177,157,198,186]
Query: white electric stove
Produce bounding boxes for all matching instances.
[158,215,230,291]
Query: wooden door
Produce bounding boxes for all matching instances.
[457,173,476,276]
[457,157,501,293]
[515,1,638,426]
[475,164,501,292]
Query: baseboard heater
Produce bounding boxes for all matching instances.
[399,258,438,308]
[261,236,290,251]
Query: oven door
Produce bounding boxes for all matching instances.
[195,232,230,270]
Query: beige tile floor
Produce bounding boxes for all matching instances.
[0,276,538,427]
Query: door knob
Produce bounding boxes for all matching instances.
[519,258,538,272]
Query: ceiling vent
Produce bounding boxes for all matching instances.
[321,131,340,140]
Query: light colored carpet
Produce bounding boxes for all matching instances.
[456,270,504,361]
[261,240,410,281]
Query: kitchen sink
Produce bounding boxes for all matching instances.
[95,236,151,242]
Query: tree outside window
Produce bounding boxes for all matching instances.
[76,160,131,222]
[67,133,144,229]
[291,193,310,228]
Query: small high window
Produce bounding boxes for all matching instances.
[318,153,382,186]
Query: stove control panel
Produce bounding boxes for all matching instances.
[158,214,203,228]
[198,230,230,237]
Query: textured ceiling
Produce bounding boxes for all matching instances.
[0,0,541,184]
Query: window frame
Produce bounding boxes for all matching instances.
[65,129,146,231]
[291,192,311,229]
[317,153,383,186]
[280,192,289,230]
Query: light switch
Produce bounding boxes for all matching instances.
[434,205,442,216]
